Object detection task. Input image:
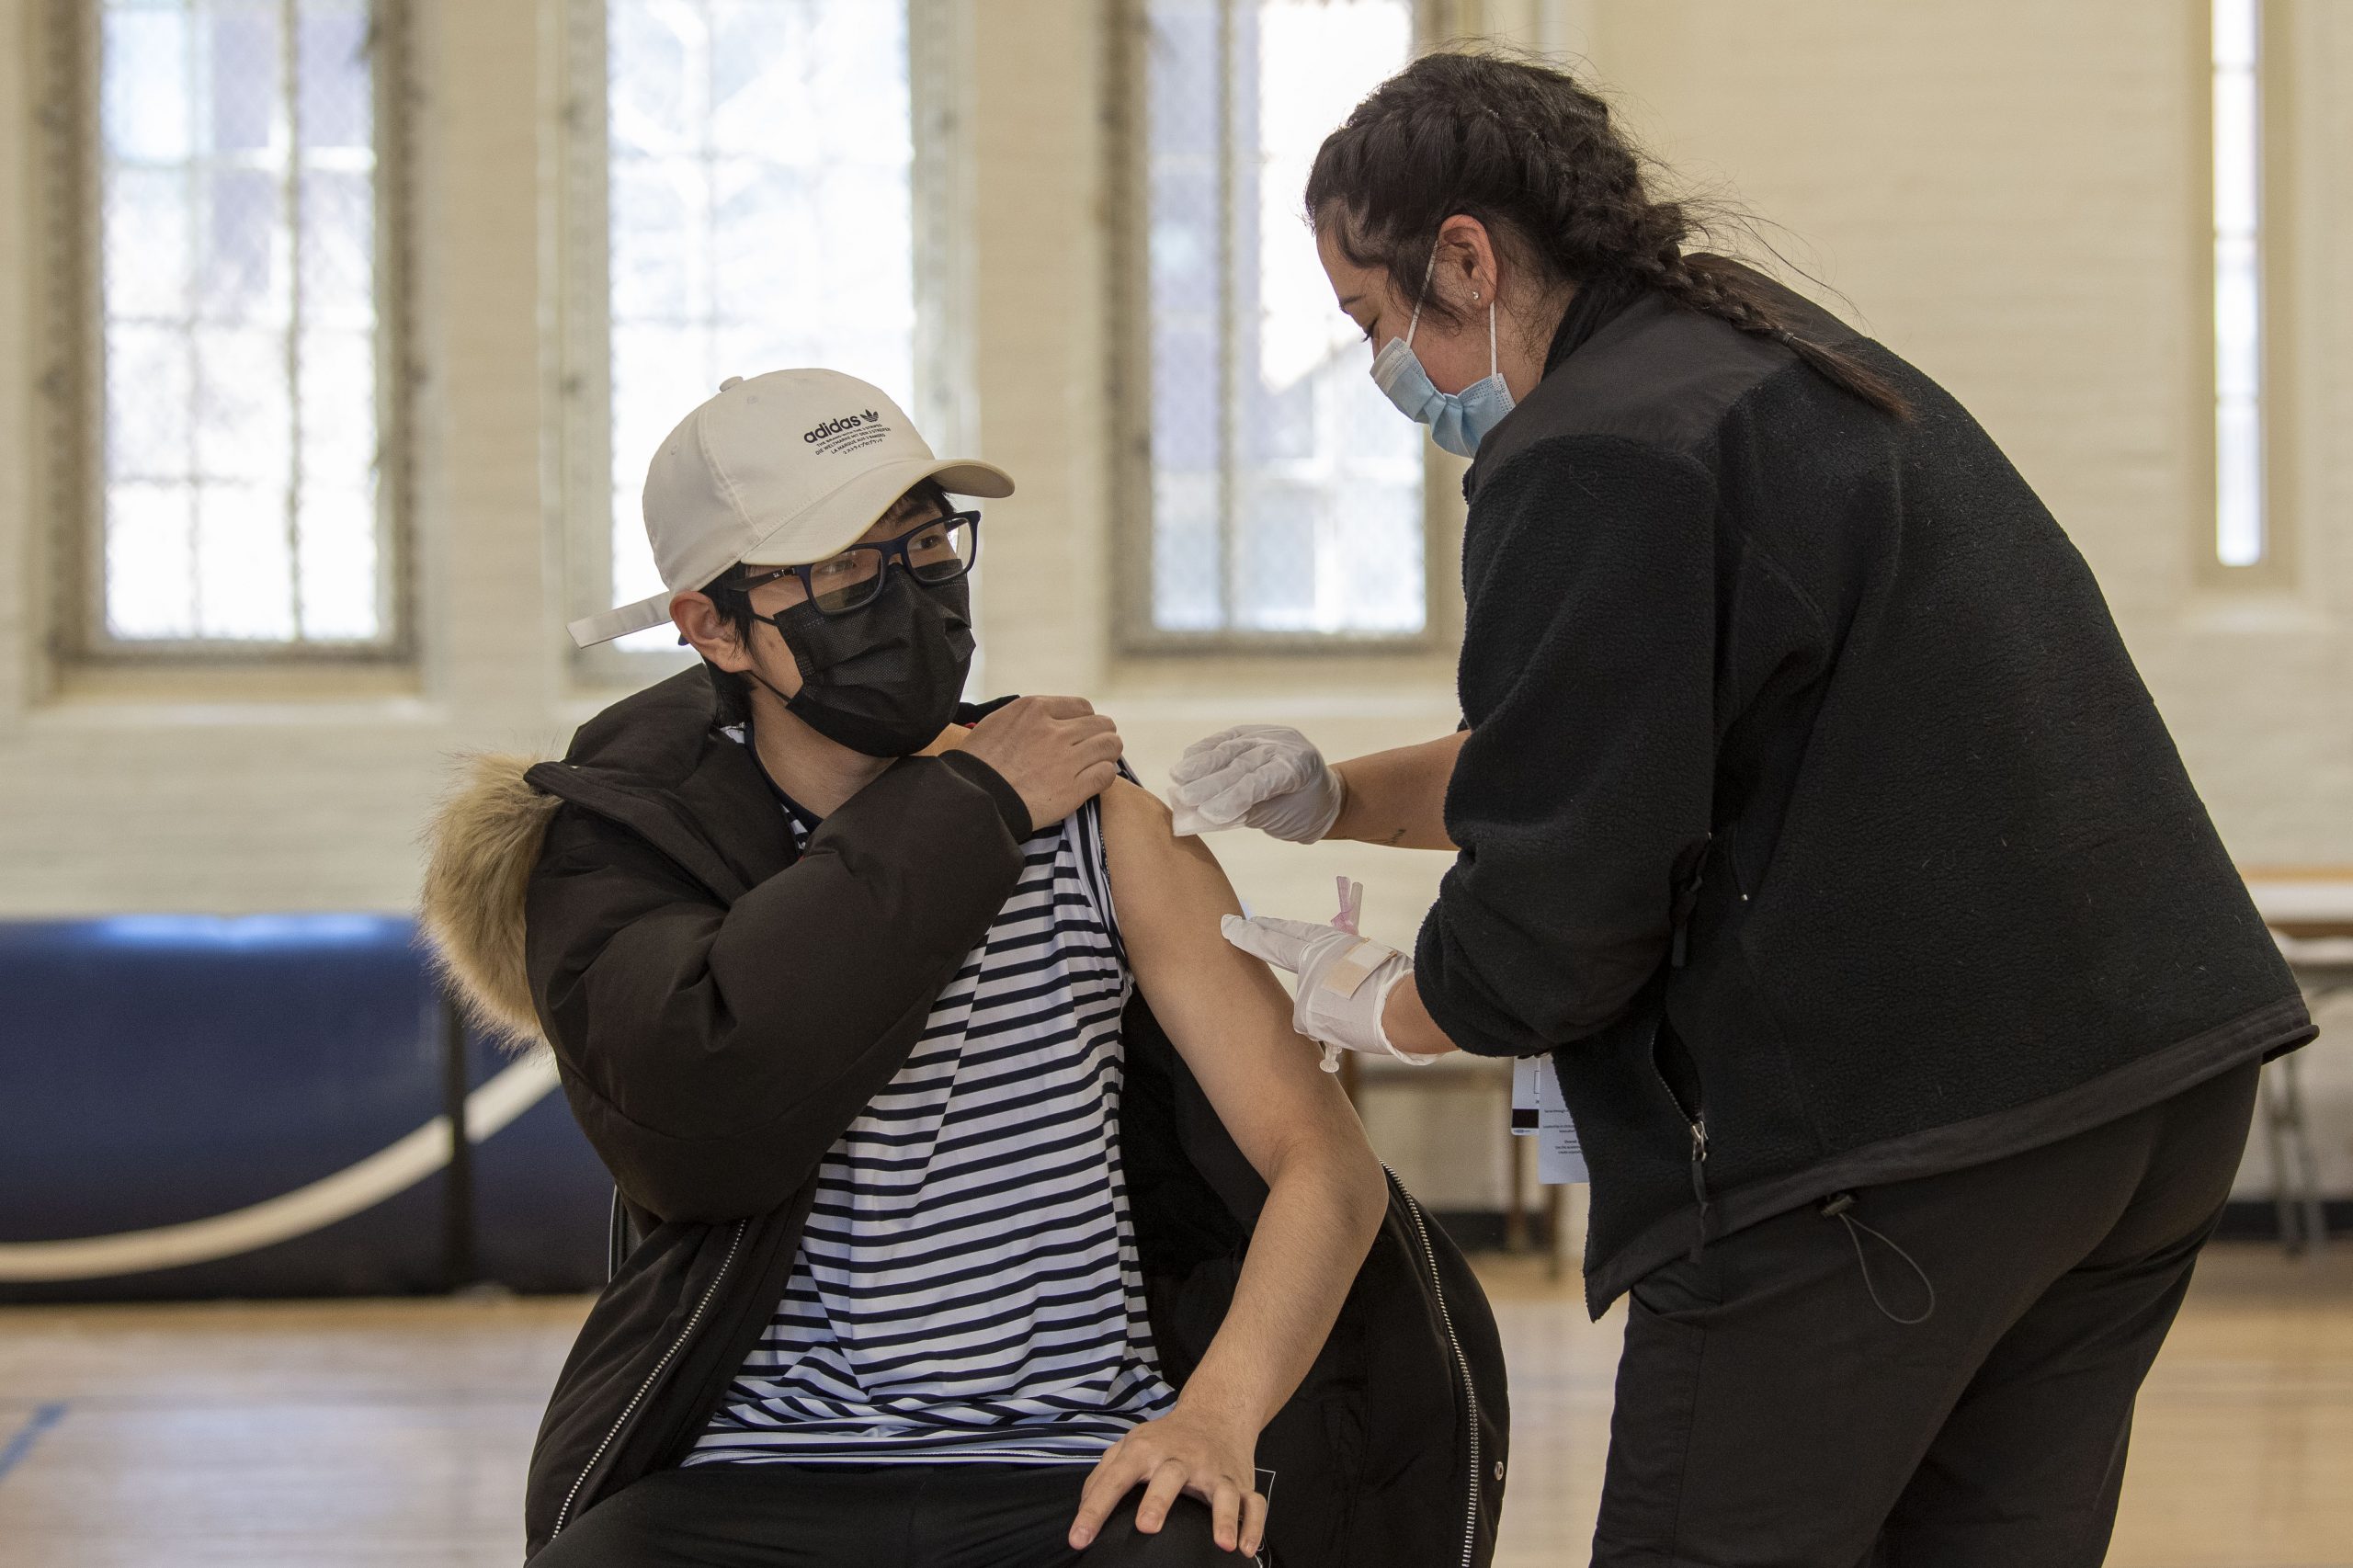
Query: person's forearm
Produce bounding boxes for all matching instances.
[1381,971,1461,1057]
[1328,732,1466,849]
[1174,1145,1387,1432]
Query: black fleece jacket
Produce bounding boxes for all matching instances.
[1414,266,2313,1314]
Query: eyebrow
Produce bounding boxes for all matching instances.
[870,506,941,539]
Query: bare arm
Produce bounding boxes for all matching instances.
[1068,780,1389,1556]
[1329,731,1467,849]
[1380,971,1460,1056]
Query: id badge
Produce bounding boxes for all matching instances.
[1511,1056,1589,1185]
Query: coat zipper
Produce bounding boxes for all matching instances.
[1661,831,1719,1251]
[1385,1165,1484,1568]
[549,1219,746,1540]
[1651,1048,1711,1259]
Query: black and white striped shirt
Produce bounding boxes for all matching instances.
[688,765,1176,1465]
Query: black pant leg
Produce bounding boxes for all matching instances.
[1074,1496,1248,1567]
[904,1464,1086,1568]
[529,1463,915,1568]
[1592,1091,2191,1567]
[893,1465,1244,1568]
[1593,1214,1994,1568]
[905,1464,1246,1568]
[544,1461,1250,1568]
[1873,1063,2258,1568]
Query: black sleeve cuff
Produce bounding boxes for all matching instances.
[1414,901,1544,1059]
[939,749,1032,840]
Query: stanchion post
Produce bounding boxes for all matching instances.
[440,990,478,1290]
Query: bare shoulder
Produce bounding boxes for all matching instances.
[1097,778,1241,930]
[1098,775,1175,839]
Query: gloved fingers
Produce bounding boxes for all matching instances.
[1166,802,1222,838]
[1166,764,1250,815]
[1241,767,1346,845]
[1169,799,1259,837]
[1167,796,1245,839]
[1165,764,1270,826]
[1167,729,1265,787]
[1220,913,1331,974]
[1188,774,1293,828]
[1168,735,1319,835]
[1168,737,1291,804]
[1165,748,1231,791]
[1169,726,1319,789]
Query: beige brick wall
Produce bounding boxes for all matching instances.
[1588,0,2353,865]
[0,0,2342,1203]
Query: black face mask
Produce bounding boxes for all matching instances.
[749,574,975,757]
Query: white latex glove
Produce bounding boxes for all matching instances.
[1220,914,1442,1066]
[1167,725,1347,843]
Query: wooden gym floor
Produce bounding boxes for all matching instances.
[1,1245,2347,1567]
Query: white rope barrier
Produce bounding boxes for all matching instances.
[0,1052,562,1282]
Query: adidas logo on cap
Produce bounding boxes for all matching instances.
[804,411,884,443]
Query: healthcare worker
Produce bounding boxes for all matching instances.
[1179,51,2314,1568]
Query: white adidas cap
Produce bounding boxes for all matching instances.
[567,369,1015,646]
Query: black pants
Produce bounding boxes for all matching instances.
[1594,1060,2259,1568]
[531,1460,1249,1568]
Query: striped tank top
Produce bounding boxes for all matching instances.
[688,764,1176,1465]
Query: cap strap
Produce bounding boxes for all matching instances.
[567,592,675,647]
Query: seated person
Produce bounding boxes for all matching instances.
[421,370,1507,1567]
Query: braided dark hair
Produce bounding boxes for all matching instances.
[1305,51,1909,419]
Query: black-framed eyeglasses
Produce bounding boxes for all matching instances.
[729,510,982,618]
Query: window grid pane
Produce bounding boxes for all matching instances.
[604,0,915,650]
[96,0,386,645]
[2211,0,2263,569]
[1142,0,1424,638]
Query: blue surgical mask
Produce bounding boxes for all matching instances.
[1370,286,1516,459]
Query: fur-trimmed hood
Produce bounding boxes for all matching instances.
[415,668,790,1054]
[419,751,561,1051]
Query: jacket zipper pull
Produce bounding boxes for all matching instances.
[1686,1114,1711,1261]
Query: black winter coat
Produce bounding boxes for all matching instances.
[512,671,1508,1565]
[1415,267,2313,1314]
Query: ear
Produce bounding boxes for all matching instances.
[1432,213,1500,313]
[672,590,753,673]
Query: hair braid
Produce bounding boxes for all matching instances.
[1304,50,1910,420]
